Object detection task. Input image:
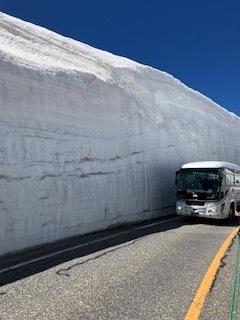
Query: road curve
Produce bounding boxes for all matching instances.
[0,217,237,320]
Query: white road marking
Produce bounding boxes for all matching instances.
[0,216,180,275]
[135,216,180,230]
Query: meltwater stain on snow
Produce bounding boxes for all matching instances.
[0,12,240,255]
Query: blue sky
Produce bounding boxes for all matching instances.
[1,0,240,116]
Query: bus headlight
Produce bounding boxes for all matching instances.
[207,206,216,213]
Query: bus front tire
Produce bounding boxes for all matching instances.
[229,204,235,221]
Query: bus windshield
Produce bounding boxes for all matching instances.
[177,169,221,200]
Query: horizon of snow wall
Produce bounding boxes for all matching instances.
[1,58,240,256]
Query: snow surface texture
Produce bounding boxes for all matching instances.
[0,12,240,256]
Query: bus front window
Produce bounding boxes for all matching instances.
[177,169,221,200]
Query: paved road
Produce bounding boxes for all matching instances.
[0,217,237,320]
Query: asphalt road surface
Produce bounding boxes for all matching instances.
[0,216,238,320]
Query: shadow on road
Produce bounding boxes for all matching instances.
[1,215,239,286]
[0,215,185,286]
[183,216,240,227]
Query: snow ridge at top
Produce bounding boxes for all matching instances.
[0,11,144,81]
[0,11,239,121]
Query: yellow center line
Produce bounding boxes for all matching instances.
[185,226,240,320]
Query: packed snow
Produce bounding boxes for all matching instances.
[0,12,240,255]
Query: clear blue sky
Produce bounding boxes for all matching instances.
[1,0,240,116]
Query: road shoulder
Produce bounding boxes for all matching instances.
[200,237,238,320]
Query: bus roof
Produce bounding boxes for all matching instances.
[181,161,240,171]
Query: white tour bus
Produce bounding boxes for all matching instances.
[175,161,240,219]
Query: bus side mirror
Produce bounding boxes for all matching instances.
[175,171,180,186]
[217,175,223,186]
[218,174,223,186]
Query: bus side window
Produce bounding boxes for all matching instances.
[226,174,234,186]
[235,174,240,186]
[226,174,230,186]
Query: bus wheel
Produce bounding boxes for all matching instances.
[229,204,235,222]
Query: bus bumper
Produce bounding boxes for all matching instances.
[176,201,226,219]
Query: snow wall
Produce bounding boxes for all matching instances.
[0,13,240,256]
